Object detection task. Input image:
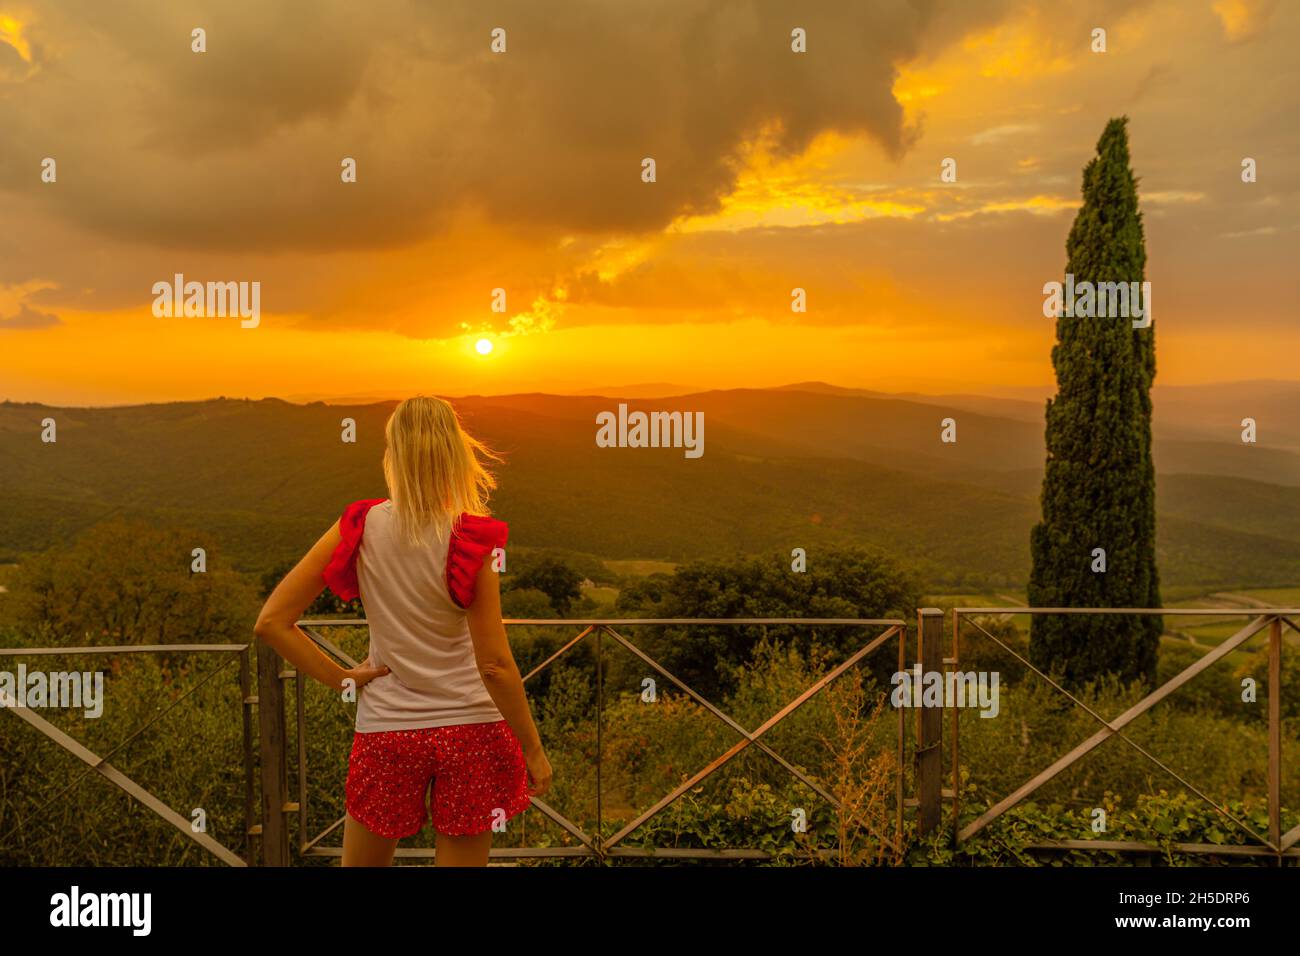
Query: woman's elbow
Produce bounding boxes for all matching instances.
[253,612,281,643]
[477,656,515,684]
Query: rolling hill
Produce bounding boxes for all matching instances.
[0,383,1296,590]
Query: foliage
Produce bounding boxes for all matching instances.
[504,558,583,615]
[955,670,1300,811]
[6,518,258,646]
[501,586,558,618]
[917,791,1293,867]
[506,547,619,587]
[614,548,917,699]
[260,560,362,617]
[0,650,250,866]
[1235,640,1300,730]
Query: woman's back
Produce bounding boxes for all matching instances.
[353,501,503,732]
[256,394,549,865]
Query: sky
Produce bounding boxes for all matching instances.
[0,0,1296,406]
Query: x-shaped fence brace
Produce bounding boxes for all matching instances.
[7,610,1289,865]
[950,608,1300,858]
[295,618,905,861]
[0,643,253,867]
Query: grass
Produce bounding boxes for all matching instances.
[1157,633,1258,670]
[1159,583,1225,603]
[929,586,1299,673]
[1234,586,1300,606]
[923,591,1025,608]
[1162,587,1300,656]
[581,583,619,610]
[602,559,677,577]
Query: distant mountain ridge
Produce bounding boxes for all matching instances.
[1,382,1297,589]
[276,378,1300,450]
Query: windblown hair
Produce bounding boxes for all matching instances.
[382,396,501,547]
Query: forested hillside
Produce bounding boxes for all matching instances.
[0,384,1297,589]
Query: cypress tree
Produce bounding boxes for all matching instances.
[1028,116,1161,689]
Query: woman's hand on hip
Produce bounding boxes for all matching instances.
[341,658,390,692]
[525,747,553,798]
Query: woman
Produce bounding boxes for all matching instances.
[254,396,552,867]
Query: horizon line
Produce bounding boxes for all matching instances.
[4,377,1300,411]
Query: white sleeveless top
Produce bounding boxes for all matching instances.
[352,501,504,732]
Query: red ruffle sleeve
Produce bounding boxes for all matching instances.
[445,513,509,609]
[322,498,388,602]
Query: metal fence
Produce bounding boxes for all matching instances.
[2,606,1294,864]
[948,607,1300,860]
[0,642,254,866]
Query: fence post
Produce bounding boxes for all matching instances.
[239,647,256,866]
[1268,615,1281,858]
[257,639,290,866]
[916,608,944,836]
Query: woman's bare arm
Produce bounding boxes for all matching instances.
[254,521,388,692]
[466,560,547,766]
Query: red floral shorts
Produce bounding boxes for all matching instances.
[345,720,532,839]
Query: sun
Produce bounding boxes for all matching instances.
[475,337,493,356]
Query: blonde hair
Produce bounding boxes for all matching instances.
[382,396,501,547]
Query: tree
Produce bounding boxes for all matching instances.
[10,518,258,646]
[506,558,583,616]
[501,586,558,619]
[1028,116,1161,689]
[616,548,918,699]
[260,561,361,617]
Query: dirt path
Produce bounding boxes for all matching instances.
[1208,591,1272,608]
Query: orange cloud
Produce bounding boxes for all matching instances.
[1212,0,1279,41]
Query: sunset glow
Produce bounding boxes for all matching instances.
[0,1,1295,404]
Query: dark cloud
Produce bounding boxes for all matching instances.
[0,0,1294,351]
[0,0,1016,256]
